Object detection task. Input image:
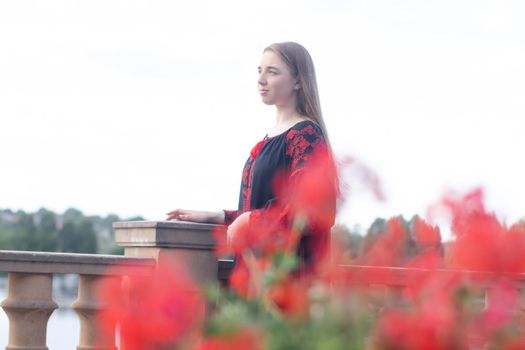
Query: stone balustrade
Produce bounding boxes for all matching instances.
[1,220,521,349]
[0,250,155,350]
[0,221,233,349]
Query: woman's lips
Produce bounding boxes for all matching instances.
[260,90,269,95]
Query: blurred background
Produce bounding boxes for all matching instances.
[1,0,524,242]
[0,2,523,346]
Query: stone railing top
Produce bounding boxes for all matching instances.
[0,250,155,275]
[340,264,525,286]
[113,220,216,230]
[114,220,218,250]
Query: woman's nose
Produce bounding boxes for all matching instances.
[258,74,267,86]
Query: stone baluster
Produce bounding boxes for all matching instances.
[1,272,58,350]
[72,274,121,350]
[0,250,155,350]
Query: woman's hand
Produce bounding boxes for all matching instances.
[166,209,225,224]
[227,211,251,243]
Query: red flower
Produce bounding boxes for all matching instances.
[279,151,338,233]
[212,225,229,257]
[230,255,270,299]
[412,216,441,247]
[428,187,485,236]
[502,338,525,350]
[477,281,519,335]
[432,189,525,274]
[218,206,299,257]
[376,305,464,350]
[406,217,444,270]
[97,262,205,349]
[375,270,467,350]
[502,222,525,273]
[447,211,508,272]
[266,278,309,319]
[359,217,408,267]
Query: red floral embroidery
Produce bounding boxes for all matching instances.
[241,158,254,212]
[240,139,268,211]
[286,125,325,171]
[250,139,266,159]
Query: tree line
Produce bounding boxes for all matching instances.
[0,206,442,260]
[0,207,144,255]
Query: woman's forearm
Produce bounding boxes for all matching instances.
[166,209,225,224]
[206,211,225,224]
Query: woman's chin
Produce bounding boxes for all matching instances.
[260,98,274,106]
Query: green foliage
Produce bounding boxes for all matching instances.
[0,207,143,254]
[203,252,375,350]
[266,253,299,285]
[58,218,97,253]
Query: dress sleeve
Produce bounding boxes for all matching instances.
[286,122,336,228]
[285,123,327,179]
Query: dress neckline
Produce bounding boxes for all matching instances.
[264,120,313,140]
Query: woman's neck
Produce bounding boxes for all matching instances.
[267,106,308,137]
[274,104,305,126]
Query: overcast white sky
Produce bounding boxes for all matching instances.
[1,0,524,234]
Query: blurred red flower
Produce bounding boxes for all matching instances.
[230,255,270,299]
[433,188,525,274]
[242,208,296,256]
[266,278,309,319]
[406,216,444,270]
[97,262,205,349]
[412,216,441,248]
[376,271,467,350]
[359,217,408,267]
[280,151,338,233]
[473,281,521,344]
[212,225,230,257]
[377,304,465,350]
[214,206,298,258]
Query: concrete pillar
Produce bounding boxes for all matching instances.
[113,221,218,284]
[72,274,120,350]
[1,272,58,350]
[114,221,220,349]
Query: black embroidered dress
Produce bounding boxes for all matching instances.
[224,120,333,265]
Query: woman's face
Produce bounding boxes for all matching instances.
[257,50,298,106]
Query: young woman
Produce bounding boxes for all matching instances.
[167,42,336,265]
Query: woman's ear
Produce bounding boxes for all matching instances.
[294,83,301,90]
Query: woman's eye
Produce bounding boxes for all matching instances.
[257,70,277,75]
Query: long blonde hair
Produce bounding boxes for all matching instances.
[264,42,330,145]
[265,42,340,203]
